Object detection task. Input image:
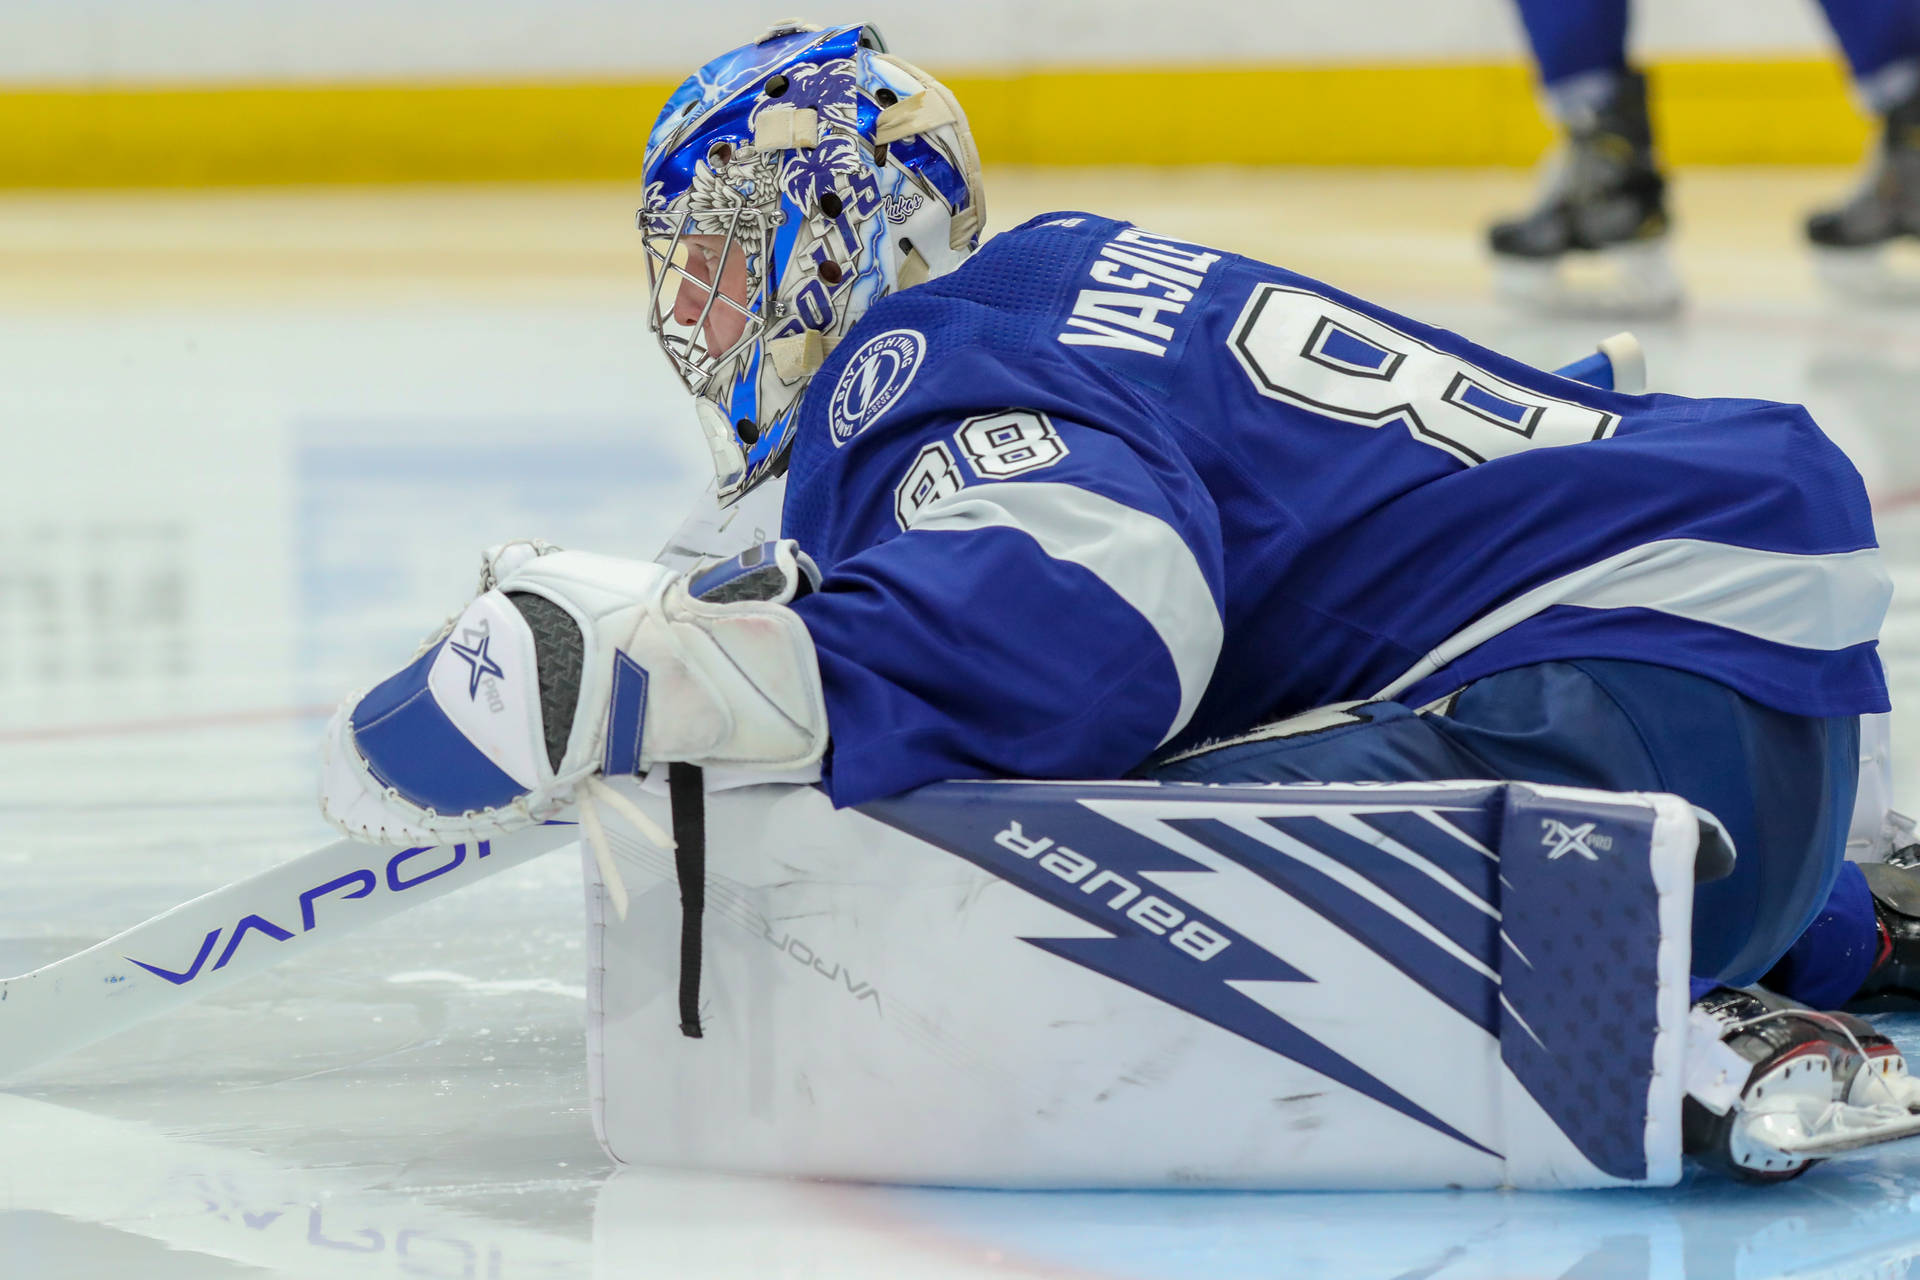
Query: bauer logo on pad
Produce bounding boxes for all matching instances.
[828,328,925,445]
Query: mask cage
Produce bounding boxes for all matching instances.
[641,200,774,400]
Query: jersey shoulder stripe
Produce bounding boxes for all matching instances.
[910,481,1223,744]
[1376,538,1891,701]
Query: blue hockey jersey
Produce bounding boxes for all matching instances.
[783,213,1890,806]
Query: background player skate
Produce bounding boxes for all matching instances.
[320,21,1920,1178]
[1492,0,1920,308]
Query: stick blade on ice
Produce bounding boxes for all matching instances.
[0,823,577,1079]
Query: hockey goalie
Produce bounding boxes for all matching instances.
[319,22,1920,1188]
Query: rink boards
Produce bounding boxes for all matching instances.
[587,777,1702,1191]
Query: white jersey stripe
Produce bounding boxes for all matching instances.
[910,482,1223,744]
[1377,538,1891,702]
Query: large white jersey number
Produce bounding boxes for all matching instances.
[1227,284,1617,465]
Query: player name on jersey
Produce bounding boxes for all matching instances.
[1057,225,1223,357]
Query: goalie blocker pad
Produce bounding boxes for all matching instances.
[585,778,1700,1190]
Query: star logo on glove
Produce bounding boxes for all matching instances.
[448,633,505,700]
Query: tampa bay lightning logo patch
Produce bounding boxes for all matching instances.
[828,329,925,446]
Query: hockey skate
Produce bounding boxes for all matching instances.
[1808,85,1920,300]
[1850,842,1920,1002]
[1489,70,1682,317]
[1684,986,1920,1182]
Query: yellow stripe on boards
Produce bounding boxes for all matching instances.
[0,80,681,187]
[0,58,1878,189]
[1655,57,1870,164]
[957,64,1557,166]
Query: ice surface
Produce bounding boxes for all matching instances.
[7,173,1920,1278]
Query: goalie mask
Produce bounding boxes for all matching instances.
[640,21,986,505]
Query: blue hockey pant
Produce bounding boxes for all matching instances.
[1147,660,1872,1005]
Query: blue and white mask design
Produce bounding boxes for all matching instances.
[640,22,986,505]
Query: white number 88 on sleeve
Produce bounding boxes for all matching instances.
[956,410,1069,479]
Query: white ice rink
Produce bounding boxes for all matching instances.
[8,169,1920,1278]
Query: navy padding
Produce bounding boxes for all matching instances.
[1765,861,1880,1008]
[352,638,528,815]
[602,652,649,776]
[1149,702,1484,786]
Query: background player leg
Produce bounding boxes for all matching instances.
[1807,0,1920,295]
[1489,0,1680,314]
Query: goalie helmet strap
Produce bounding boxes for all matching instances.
[873,53,986,251]
[766,330,835,381]
[670,762,708,1039]
[753,105,820,151]
[874,88,955,145]
[896,242,933,289]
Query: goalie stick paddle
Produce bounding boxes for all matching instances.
[0,821,579,1080]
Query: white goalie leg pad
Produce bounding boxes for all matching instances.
[591,778,1701,1189]
[320,540,827,846]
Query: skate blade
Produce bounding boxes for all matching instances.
[1813,242,1920,303]
[1493,241,1685,318]
[1741,1102,1920,1160]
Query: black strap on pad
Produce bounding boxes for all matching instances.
[668,762,707,1038]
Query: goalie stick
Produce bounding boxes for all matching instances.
[0,821,579,1079]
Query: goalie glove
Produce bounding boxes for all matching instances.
[319,539,828,848]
